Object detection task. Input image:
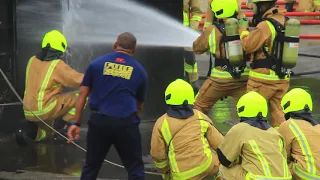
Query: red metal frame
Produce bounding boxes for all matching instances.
[241,0,299,5]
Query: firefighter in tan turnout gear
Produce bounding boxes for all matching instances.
[278,88,320,180]
[15,30,84,146]
[193,0,249,115]
[217,91,292,180]
[150,79,224,180]
[239,0,301,127]
[183,0,202,93]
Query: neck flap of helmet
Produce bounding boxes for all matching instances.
[167,103,194,119]
[240,112,271,130]
[285,105,318,126]
[252,1,276,26]
[36,44,63,61]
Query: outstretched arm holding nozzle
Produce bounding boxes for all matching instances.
[193,25,215,54]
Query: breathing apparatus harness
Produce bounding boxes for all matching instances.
[207,19,247,79]
[250,9,300,79]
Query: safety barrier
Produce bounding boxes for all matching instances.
[198,19,320,25]
[300,34,320,39]
[201,12,320,18]
[241,5,297,10]
[241,0,299,5]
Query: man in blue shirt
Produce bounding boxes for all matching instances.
[67,32,147,180]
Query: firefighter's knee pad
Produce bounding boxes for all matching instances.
[183,50,196,65]
[15,120,38,147]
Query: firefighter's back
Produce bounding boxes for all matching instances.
[164,110,215,176]
[23,56,62,111]
[240,123,290,178]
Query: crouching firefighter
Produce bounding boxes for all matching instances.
[217,91,292,180]
[278,88,320,180]
[15,30,84,146]
[150,79,224,180]
[193,0,249,115]
[239,0,300,127]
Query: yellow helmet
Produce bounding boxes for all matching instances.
[281,88,313,114]
[165,79,195,105]
[237,91,268,118]
[210,0,239,19]
[42,30,68,52]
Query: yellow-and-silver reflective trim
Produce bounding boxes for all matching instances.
[246,172,292,180]
[24,56,34,96]
[314,0,320,6]
[289,120,316,175]
[278,139,290,177]
[154,160,168,169]
[161,113,213,179]
[183,11,190,26]
[211,67,250,78]
[184,61,198,73]
[208,28,216,54]
[249,140,272,176]
[240,30,250,40]
[293,163,320,180]
[161,118,180,174]
[249,70,289,81]
[35,129,47,141]
[37,60,60,110]
[190,15,202,21]
[204,21,212,28]
[24,101,57,116]
[68,108,76,115]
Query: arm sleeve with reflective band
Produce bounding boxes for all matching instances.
[204,0,213,28]
[239,21,272,53]
[150,118,169,174]
[206,123,224,150]
[54,61,84,88]
[278,121,295,160]
[193,26,214,54]
[189,0,202,22]
[217,125,242,167]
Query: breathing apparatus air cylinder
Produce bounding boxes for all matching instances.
[225,18,244,66]
[282,19,300,69]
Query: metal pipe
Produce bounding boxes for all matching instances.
[241,0,299,5]
[201,11,320,18]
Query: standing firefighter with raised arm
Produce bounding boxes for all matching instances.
[217,91,292,180]
[150,79,224,180]
[15,30,84,146]
[183,0,202,93]
[193,0,249,115]
[239,0,301,128]
[278,88,320,180]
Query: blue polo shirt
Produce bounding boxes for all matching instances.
[81,51,147,121]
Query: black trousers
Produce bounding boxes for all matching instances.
[81,113,145,180]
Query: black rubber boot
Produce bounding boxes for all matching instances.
[53,123,70,142]
[15,120,38,147]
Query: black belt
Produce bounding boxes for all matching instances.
[250,59,274,69]
[214,59,227,67]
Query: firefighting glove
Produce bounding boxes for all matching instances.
[239,17,249,29]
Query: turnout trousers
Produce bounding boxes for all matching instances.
[81,113,145,180]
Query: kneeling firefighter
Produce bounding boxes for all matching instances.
[150,79,224,180]
[239,0,301,127]
[278,88,320,180]
[15,30,84,146]
[193,0,249,115]
[217,91,292,180]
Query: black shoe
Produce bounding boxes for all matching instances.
[15,128,34,147]
[53,124,70,142]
